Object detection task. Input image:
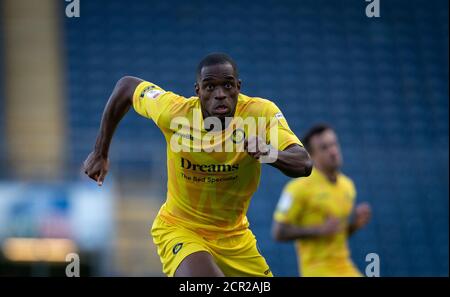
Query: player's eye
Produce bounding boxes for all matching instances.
[224,82,232,89]
[205,84,214,91]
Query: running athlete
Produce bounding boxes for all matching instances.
[83,53,313,276]
[272,124,371,276]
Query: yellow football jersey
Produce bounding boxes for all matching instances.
[273,168,362,276]
[133,81,302,239]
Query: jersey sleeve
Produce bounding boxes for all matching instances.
[132,81,182,128]
[265,101,303,151]
[273,181,307,225]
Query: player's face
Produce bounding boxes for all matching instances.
[310,129,342,172]
[195,63,241,123]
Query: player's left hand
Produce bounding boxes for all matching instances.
[244,136,277,163]
[354,202,371,228]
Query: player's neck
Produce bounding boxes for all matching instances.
[315,166,338,184]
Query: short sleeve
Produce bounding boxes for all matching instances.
[265,101,303,151]
[273,181,307,225]
[132,81,181,127]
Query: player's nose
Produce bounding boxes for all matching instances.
[213,87,226,100]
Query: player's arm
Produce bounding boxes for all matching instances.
[83,76,143,185]
[347,202,372,236]
[272,188,340,241]
[245,100,313,177]
[270,144,312,177]
[272,218,340,241]
[245,138,313,178]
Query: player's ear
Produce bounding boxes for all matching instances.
[237,79,241,91]
[195,82,199,96]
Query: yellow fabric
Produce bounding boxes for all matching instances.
[152,214,273,277]
[274,168,362,277]
[133,81,302,239]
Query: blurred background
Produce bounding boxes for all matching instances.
[0,0,448,276]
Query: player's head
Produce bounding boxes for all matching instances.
[195,53,241,122]
[302,124,342,172]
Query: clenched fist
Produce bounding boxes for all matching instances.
[83,151,109,186]
[244,136,278,163]
[353,202,371,229]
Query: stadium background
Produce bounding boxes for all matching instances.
[0,0,448,276]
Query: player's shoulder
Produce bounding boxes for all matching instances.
[163,95,199,117]
[184,95,201,105]
[338,172,356,189]
[239,93,275,106]
[285,176,311,193]
[238,93,280,115]
[137,80,191,102]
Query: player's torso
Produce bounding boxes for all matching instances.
[158,94,268,229]
[296,170,355,263]
[299,171,354,226]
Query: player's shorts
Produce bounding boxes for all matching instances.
[151,215,273,277]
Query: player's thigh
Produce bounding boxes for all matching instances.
[151,216,215,277]
[213,229,273,277]
[175,251,224,277]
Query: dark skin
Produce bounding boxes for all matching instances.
[195,63,312,178]
[195,63,240,126]
[174,251,225,277]
[83,63,313,276]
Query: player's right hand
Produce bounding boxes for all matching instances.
[318,217,341,236]
[83,151,109,186]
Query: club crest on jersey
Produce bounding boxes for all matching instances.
[140,85,165,99]
[173,243,183,254]
[232,128,246,144]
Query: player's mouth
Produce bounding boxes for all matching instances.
[213,104,230,115]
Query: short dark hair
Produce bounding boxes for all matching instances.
[302,123,333,153]
[196,52,239,80]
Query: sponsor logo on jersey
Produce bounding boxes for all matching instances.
[274,112,284,120]
[140,85,165,99]
[181,157,239,173]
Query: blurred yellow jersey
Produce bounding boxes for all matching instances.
[133,81,302,239]
[273,168,362,276]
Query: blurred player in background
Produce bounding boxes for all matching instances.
[272,124,371,276]
[83,53,313,276]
